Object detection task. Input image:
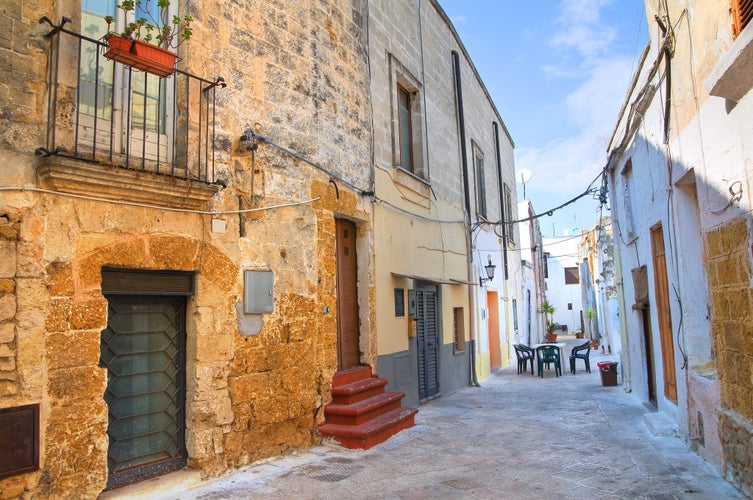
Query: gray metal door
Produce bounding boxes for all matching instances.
[416,289,439,400]
[100,295,187,489]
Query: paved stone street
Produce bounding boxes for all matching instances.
[122,339,742,499]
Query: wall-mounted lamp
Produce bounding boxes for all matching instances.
[479,255,496,287]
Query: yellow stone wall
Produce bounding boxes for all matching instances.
[0,0,374,497]
[706,218,753,493]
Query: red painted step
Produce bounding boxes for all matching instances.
[331,377,388,405]
[319,407,418,449]
[332,365,373,387]
[319,366,418,449]
[324,391,404,426]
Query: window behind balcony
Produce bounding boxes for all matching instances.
[42,11,221,185]
[80,0,172,163]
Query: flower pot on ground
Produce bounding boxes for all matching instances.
[537,299,557,344]
[575,331,585,339]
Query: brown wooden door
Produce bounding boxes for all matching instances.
[335,219,360,371]
[651,224,677,403]
[487,291,501,370]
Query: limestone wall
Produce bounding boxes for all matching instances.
[0,0,374,498]
[706,218,753,497]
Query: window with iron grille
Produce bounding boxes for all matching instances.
[733,0,753,37]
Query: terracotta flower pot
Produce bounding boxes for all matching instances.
[104,36,178,78]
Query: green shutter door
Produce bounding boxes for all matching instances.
[100,295,187,489]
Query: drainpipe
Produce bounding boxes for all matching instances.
[609,169,632,392]
[493,121,512,360]
[452,50,480,387]
[493,122,509,281]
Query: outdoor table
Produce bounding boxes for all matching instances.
[532,342,566,376]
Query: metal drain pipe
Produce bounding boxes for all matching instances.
[452,49,480,387]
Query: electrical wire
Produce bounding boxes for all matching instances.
[0,186,320,215]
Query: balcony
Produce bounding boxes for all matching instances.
[37,17,226,210]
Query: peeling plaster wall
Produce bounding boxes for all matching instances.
[608,1,753,496]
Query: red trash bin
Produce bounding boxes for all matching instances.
[597,361,618,387]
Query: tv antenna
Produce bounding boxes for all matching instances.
[518,168,532,199]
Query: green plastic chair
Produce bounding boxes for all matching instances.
[536,345,562,377]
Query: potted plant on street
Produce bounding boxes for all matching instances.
[546,320,559,342]
[537,299,557,342]
[586,307,598,347]
[103,0,193,77]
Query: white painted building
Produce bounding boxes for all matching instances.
[542,235,583,334]
[606,1,753,495]
[517,200,546,346]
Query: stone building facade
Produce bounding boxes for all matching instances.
[0,0,520,497]
[0,0,373,497]
[607,0,753,496]
[367,0,519,405]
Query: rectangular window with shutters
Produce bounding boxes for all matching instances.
[733,0,753,36]
[504,183,515,244]
[473,142,487,219]
[397,84,415,173]
[390,54,426,179]
[453,307,466,352]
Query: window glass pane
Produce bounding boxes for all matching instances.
[398,86,413,172]
[131,75,167,133]
[505,184,515,242]
[564,267,580,284]
[80,1,115,121]
[475,148,486,217]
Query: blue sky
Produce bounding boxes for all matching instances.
[437,0,649,237]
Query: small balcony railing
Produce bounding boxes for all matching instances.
[39,17,225,184]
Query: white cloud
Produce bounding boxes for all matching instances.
[518,0,634,215]
[549,0,617,65]
[565,57,634,133]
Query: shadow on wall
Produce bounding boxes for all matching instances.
[608,131,752,494]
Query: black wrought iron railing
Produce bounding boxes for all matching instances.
[39,17,226,184]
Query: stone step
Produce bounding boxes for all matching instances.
[319,407,418,449]
[323,391,405,426]
[332,365,373,387]
[331,377,388,405]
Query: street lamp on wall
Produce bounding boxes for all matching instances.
[479,254,496,287]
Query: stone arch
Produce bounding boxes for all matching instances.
[42,233,239,494]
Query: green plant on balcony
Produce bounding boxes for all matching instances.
[103,0,193,77]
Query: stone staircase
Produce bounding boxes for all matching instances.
[318,366,418,449]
